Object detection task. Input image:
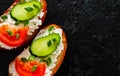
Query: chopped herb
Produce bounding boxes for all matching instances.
[47,40,52,47]
[52,38,56,42]
[6,30,13,36]
[39,58,45,62]
[33,4,39,8]
[31,65,37,72]
[46,57,52,66]
[24,20,29,26]
[25,7,33,12]
[15,21,20,25]
[16,34,20,39]
[39,57,52,66]
[2,15,8,20]
[48,26,55,32]
[28,55,36,61]
[21,58,28,62]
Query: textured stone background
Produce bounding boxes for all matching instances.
[0,0,120,76]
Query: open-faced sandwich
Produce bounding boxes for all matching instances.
[9,24,67,76]
[0,0,47,50]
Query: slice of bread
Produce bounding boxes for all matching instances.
[0,0,47,51]
[9,24,67,76]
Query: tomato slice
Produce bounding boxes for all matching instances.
[0,24,28,47]
[15,57,46,76]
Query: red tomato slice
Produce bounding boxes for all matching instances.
[15,57,46,76]
[0,24,28,47]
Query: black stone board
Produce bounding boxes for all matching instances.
[0,0,120,76]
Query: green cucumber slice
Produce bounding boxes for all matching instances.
[30,33,61,57]
[10,1,41,21]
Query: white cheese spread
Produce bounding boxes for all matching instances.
[9,26,64,76]
[0,0,44,49]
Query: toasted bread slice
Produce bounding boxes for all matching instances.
[0,0,47,51]
[9,24,67,76]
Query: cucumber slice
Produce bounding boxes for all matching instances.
[10,1,41,21]
[30,33,61,57]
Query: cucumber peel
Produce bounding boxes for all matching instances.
[30,33,61,57]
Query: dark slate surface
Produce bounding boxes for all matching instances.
[0,0,120,76]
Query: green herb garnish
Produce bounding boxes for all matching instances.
[39,57,52,66]
[39,58,45,62]
[15,21,20,25]
[16,34,20,39]
[47,40,52,47]
[2,15,8,20]
[46,57,52,66]
[28,55,36,61]
[6,30,13,36]
[52,38,56,42]
[33,4,39,8]
[31,65,37,72]
[25,7,33,12]
[48,26,55,32]
[21,58,28,62]
[24,20,29,26]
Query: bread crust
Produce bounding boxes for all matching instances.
[9,24,67,76]
[0,0,47,51]
[44,24,67,75]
